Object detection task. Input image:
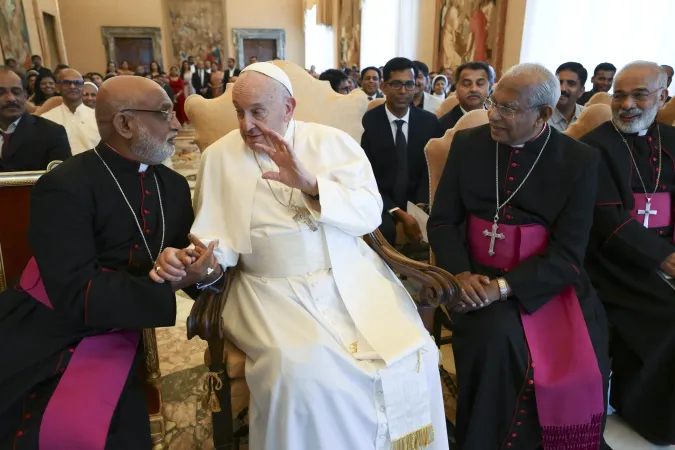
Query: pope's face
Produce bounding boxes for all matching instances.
[232,72,295,150]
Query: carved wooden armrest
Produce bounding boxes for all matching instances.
[187,269,237,341]
[364,229,462,309]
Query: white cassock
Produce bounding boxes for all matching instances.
[41,103,100,155]
[191,120,448,450]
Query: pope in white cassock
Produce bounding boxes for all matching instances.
[190,63,448,450]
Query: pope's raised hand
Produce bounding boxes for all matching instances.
[253,122,319,196]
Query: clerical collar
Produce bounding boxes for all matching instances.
[506,123,549,149]
[98,143,154,174]
[617,121,657,138]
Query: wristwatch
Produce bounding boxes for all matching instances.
[496,277,509,301]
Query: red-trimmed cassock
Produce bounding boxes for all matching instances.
[581,121,675,445]
[0,144,196,449]
[428,123,611,450]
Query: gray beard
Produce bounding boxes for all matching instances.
[131,123,175,165]
[612,104,660,134]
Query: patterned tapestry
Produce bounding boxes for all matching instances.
[438,0,507,75]
[0,0,31,66]
[167,0,225,68]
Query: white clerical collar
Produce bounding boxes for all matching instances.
[385,104,410,124]
[139,164,148,173]
[638,129,649,136]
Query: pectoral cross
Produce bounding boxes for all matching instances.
[483,222,505,256]
[638,200,658,228]
[292,205,319,232]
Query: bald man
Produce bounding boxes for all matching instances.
[0,76,218,449]
[0,67,70,172]
[187,62,447,449]
[41,68,100,154]
[581,61,675,445]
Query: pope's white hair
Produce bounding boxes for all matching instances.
[618,60,668,89]
[500,63,561,108]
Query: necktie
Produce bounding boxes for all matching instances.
[1,132,11,160]
[368,96,373,101]
[394,119,408,207]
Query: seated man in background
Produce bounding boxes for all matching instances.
[581,61,675,446]
[319,68,350,94]
[578,62,616,105]
[0,67,71,172]
[439,61,493,131]
[549,62,587,132]
[412,60,443,113]
[0,76,217,449]
[41,68,100,155]
[188,62,447,450]
[360,66,384,100]
[428,63,610,450]
[361,57,444,244]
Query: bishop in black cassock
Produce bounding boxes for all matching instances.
[0,77,219,449]
[428,63,610,450]
[581,61,675,446]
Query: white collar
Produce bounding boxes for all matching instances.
[1,116,22,134]
[139,163,148,173]
[638,129,649,136]
[384,104,410,124]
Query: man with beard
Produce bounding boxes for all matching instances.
[0,67,70,172]
[578,62,616,105]
[428,63,610,450]
[439,61,493,131]
[360,66,384,100]
[0,76,220,449]
[581,61,675,446]
[549,62,587,132]
[42,69,100,155]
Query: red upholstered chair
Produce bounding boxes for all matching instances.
[185,60,462,449]
[0,166,167,450]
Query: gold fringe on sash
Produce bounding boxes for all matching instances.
[200,370,224,413]
[391,424,435,450]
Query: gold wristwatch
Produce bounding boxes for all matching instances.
[497,277,509,301]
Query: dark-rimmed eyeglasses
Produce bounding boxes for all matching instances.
[386,80,416,91]
[120,109,177,123]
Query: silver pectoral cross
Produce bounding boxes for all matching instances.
[638,200,658,228]
[483,221,505,256]
[292,205,319,232]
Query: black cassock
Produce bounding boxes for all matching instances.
[0,144,195,449]
[428,124,611,450]
[581,121,675,445]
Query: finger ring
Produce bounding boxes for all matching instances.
[155,266,161,273]
[206,267,214,276]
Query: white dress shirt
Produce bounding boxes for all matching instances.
[0,116,22,157]
[384,105,410,213]
[549,103,585,132]
[42,103,100,155]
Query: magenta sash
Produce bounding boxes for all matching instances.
[19,257,140,450]
[467,216,604,450]
[628,192,672,228]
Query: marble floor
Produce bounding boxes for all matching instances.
[156,127,673,449]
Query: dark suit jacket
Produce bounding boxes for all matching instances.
[0,113,71,172]
[577,89,598,105]
[223,68,241,86]
[439,104,465,132]
[361,104,444,212]
[192,70,212,98]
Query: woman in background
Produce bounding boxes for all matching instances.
[106,62,118,76]
[82,82,98,109]
[168,66,187,124]
[149,61,162,78]
[118,60,133,75]
[209,63,225,98]
[26,70,39,98]
[89,72,104,88]
[180,60,195,98]
[31,72,58,107]
[431,74,449,99]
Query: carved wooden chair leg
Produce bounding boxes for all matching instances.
[205,338,236,450]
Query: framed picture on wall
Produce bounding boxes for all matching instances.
[436,0,508,77]
[0,0,32,67]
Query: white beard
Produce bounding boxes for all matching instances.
[132,122,175,165]
[612,103,660,134]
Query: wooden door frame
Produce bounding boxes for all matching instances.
[101,26,164,69]
[232,28,286,65]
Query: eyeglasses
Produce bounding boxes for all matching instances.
[120,109,177,123]
[484,98,543,119]
[612,88,663,103]
[57,80,84,87]
[386,81,416,91]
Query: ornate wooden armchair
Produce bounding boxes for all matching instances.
[564,104,612,140]
[424,109,489,348]
[0,167,167,450]
[584,91,611,107]
[185,61,462,449]
[435,93,459,119]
